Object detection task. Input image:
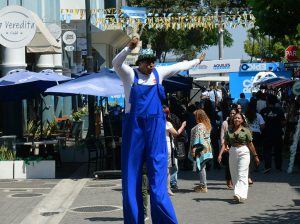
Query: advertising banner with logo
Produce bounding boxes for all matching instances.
[189,59,240,76]
[229,71,292,100]
[0,5,36,48]
[240,62,284,72]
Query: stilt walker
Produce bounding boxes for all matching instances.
[112,36,205,224]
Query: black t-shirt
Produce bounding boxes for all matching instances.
[260,106,285,138]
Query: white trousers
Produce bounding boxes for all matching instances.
[229,145,250,199]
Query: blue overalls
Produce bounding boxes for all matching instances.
[121,68,178,224]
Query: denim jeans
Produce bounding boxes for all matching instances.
[170,158,178,186]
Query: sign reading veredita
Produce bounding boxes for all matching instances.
[0,5,36,48]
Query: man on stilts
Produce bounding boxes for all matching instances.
[112,36,205,224]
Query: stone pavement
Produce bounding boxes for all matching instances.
[0,161,299,224]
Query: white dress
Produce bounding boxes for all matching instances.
[166,121,174,167]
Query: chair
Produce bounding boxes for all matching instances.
[85,138,100,176]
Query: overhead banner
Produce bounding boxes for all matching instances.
[189,59,241,76]
[60,8,255,31]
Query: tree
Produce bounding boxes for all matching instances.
[244,27,296,62]
[249,0,300,38]
[126,0,234,61]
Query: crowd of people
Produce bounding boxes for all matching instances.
[113,36,299,224]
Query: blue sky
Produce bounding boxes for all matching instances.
[205,26,250,60]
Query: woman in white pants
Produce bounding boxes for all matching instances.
[218,113,260,203]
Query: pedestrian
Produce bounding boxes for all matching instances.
[112,36,206,224]
[237,93,249,114]
[245,102,265,178]
[260,94,285,173]
[218,113,260,203]
[189,109,213,193]
[219,108,238,189]
[163,104,184,191]
[203,99,221,169]
[164,105,186,196]
[201,83,219,108]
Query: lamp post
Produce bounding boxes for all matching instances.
[85,0,96,137]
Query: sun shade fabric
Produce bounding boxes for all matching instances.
[258,78,295,89]
[162,76,193,92]
[45,68,124,97]
[26,11,61,54]
[0,69,71,101]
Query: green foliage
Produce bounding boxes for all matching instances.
[0,146,16,161]
[127,0,234,61]
[15,156,53,165]
[244,27,300,61]
[249,0,300,38]
[25,120,40,139]
[71,107,88,121]
[43,120,58,139]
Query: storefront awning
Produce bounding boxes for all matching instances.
[92,29,130,49]
[26,11,61,54]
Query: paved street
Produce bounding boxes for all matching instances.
[0,161,299,224]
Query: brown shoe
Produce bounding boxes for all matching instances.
[194,185,208,193]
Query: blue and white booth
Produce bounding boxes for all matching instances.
[229,62,292,100]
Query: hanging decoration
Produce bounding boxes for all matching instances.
[60,8,255,31]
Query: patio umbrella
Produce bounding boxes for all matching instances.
[0,69,72,138]
[253,77,282,87]
[45,68,124,96]
[163,76,193,92]
[0,69,71,101]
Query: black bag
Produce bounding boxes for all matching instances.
[174,139,186,160]
[194,143,205,156]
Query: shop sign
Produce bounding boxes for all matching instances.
[240,62,284,72]
[64,45,75,52]
[189,59,240,75]
[62,31,76,45]
[0,5,36,48]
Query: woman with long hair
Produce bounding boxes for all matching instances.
[219,108,238,189]
[189,109,213,193]
[218,113,260,203]
[164,105,186,196]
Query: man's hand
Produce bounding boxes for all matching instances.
[128,36,139,50]
[198,52,206,62]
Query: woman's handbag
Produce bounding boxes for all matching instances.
[170,134,186,160]
[174,139,186,160]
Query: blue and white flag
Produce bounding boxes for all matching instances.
[121,6,147,22]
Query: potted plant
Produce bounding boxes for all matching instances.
[0,146,16,179]
[70,107,88,141]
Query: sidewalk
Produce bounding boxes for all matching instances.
[0,161,299,224]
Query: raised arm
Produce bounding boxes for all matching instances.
[112,37,139,81]
[168,121,186,137]
[156,53,206,80]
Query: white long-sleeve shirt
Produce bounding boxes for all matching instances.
[112,46,201,113]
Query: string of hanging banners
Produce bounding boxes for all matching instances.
[60,8,255,31]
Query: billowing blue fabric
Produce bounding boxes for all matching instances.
[122,68,178,224]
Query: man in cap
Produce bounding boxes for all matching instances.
[112,36,205,224]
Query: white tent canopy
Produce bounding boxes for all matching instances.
[26,11,61,54]
[194,74,229,82]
